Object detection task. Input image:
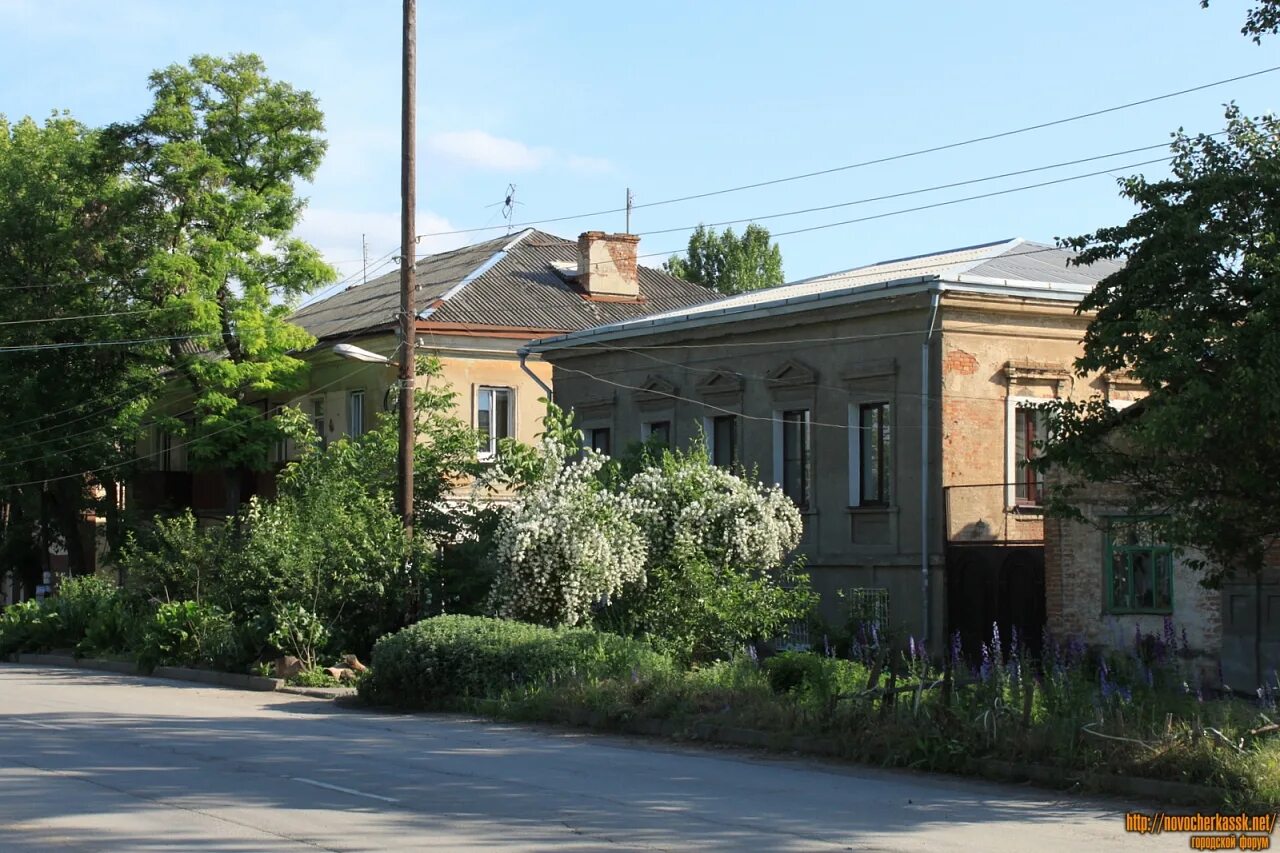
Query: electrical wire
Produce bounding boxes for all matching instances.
[415,65,1280,239]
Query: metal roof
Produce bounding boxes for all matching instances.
[288,229,717,341]
[527,238,1123,352]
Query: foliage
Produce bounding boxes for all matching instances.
[0,576,143,657]
[110,53,335,473]
[267,604,330,670]
[1043,108,1280,583]
[664,223,784,295]
[359,614,673,709]
[606,443,814,663]
[288,666,344,688]
[1201,0,1280,42]
[485,434,647,628]
[137,599,240,672]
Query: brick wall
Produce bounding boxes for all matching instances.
[1044,498,1222,663]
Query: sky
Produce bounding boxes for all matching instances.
[2,1,1278,297]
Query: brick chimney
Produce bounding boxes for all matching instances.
[577,231,641,299]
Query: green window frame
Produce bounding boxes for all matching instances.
[1104,518,1174,614]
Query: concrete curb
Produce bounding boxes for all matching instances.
[9,653,361,697]
[10,653,289,693]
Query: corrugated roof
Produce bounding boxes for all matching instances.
[529,238,1123,350]
[288,229,716,341]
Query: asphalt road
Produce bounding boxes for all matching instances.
[0,664,1149,851]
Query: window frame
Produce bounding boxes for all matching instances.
[774,408,812,509]
[348,389,366,438]
[1104,517,1175,615]
[1005,396,1050,510]
[641,419,672,447]
[476,386,515,461]
[588,426,612,456]
[855,401,891,506]
[704,414,738,468]
[311,397,327,450]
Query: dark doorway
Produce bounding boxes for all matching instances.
[946,543,1045,662]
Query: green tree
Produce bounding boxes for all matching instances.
[0,113,162,583]
[664,223,784,295]
[112,54,335,497]
[1041,107,1280,585]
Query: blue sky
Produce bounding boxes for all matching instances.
[2,1,1278,290]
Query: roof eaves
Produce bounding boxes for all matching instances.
[526,274,944,353]
[948,272,1093,299]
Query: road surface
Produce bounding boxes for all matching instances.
[0,664,1147,851]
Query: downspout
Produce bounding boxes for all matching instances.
[518,347,553,403]
[920,288,941,646]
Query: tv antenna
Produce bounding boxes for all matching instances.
[484,183,523,233]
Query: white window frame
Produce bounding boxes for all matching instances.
[773,408,811,509]
[311,397,327,449]
[476,386,514,460]
[1005,395,1050,509]
[641,419,672,445]
[348,389,366,438]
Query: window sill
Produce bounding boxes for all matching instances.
[1006,505,1045,518]
[845,504,897,515]
[1105,609,1174,617]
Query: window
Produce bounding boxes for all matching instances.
[477,387,513,459]
[858,402,890,505]
[154,428,173,472]
[588,427,611,456]
[348,390,365,438]
[312,398,326,449]
[642,420,671,447]
[781,409,811,508]
[1013,404,1049,506]
[711,415,737,468]
[1105,519,1174,614]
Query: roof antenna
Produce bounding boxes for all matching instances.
[625,187,634,234]
[482,183,522,234]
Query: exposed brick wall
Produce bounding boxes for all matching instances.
[943,348,979,375]
[1044,499,1222,662]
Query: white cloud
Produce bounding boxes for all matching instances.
[428,129,613,175]
[427,130,551,172]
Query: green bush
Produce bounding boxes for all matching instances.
[0,575,140,657]
[137,600,241,672]
[763,651,865,701]
[360,614,673,708]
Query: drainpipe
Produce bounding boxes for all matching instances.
[518,347,553,403]
[920,288,941,646]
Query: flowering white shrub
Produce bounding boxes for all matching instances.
[486,442,647,627]
[625,456,803,570]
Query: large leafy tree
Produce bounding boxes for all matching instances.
[665,223,784,295]
[113,54,335,490]
[0,54,334,588]
[0,114,161,587]
[1041,107,1280,585]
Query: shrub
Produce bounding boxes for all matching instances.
[0,575,138,657]
[360,614,672,709]
[137,600,241,672]
[485,444,647,628]
[0,599,56,655]
[267,603,330,670]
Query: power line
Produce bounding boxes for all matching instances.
[415,65,1280,240]
[0,339,407,490]
[0,307,160,327]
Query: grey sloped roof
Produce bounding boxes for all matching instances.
[288,229,716,341]
[530,238,1123,351]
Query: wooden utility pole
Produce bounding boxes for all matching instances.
[398,0,417,535]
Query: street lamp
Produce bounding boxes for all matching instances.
[333,343,397,365]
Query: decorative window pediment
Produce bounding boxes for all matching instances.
[695,368,744,399]
[765,359,817,390]
[635,374,677,406]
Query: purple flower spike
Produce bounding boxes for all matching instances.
[1164,616,1176,653]
[909,635,917,661]
[992,622,1002,662]
[950,630,963,668]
